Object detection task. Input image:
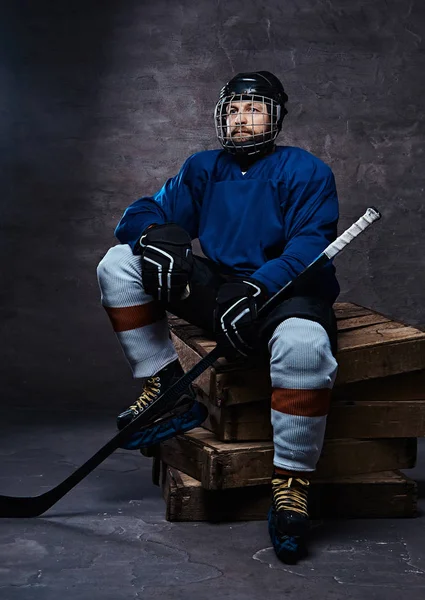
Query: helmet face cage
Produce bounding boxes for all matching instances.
[214,93,282,156]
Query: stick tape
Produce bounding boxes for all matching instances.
[324,207,381,259]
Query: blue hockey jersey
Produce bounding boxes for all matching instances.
[114,146,340,303]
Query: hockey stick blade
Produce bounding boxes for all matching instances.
[0,207,380,518]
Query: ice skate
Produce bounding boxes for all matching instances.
[268,475,310,564]
[117,359,208,450]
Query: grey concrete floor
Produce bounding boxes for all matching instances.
[0,407,424,600]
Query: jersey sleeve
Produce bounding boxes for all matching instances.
[252,162,339,295]
[114,153,207,253]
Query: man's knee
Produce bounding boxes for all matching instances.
[97,244,139,287]
[269,317,338,389]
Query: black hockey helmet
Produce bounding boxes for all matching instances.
[214,71,288,156]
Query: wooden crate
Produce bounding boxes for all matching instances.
[159,428,417,489]
[161,303,422,523]
[169,302,425,408]
[169,302,425,441]
[162,466,418,521]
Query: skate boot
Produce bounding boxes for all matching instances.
[268,474,310,565]
[116,359,189,430]
[117,359,208,450]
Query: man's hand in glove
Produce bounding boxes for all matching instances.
[214,278,268,357]
[139,223,193,303]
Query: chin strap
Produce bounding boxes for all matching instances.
[233,144,277,166]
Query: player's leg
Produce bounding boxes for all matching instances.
[118,252,226,449]
[96,244,195,429]
[96,244,223,447]
[266,306,338,564]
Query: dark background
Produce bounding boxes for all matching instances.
[1,0,424,412]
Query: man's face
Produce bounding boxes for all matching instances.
[225,100,271,143]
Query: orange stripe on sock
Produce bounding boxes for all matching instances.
[271,388,331,417]
[103,302,166,332]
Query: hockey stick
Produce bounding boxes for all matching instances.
[0,207,381,518]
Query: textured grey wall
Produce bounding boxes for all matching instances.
[1,0,424,410]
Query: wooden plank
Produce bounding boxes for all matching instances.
[326,401,425,438]
[215,368,271,406]
[318,437,417,476]
[162,467,418,521]
[333,303,375,319]
[168,315,211,358]
[337,320,425,350]
[201,399,272,441]
[336,314,390,332]
[332,369,425,403]
[159,429,417,489]
[199,397,425,442]
[336,336,425,385]
[171,332,217,402]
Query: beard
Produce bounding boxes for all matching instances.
[229,130,255,143]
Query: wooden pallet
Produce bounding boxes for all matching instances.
[162,466,418,521]
[159,429,417,489]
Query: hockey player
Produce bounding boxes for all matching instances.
[97,71,339,564]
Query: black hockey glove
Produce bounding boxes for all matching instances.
[214,278,268,358]
[139,223,193,303]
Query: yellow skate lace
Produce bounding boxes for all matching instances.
[129,376,161,413]
[272,477,310,517]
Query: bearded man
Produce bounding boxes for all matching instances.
[97,71,339,564]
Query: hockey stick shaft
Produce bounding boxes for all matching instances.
[0,207,381,517]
